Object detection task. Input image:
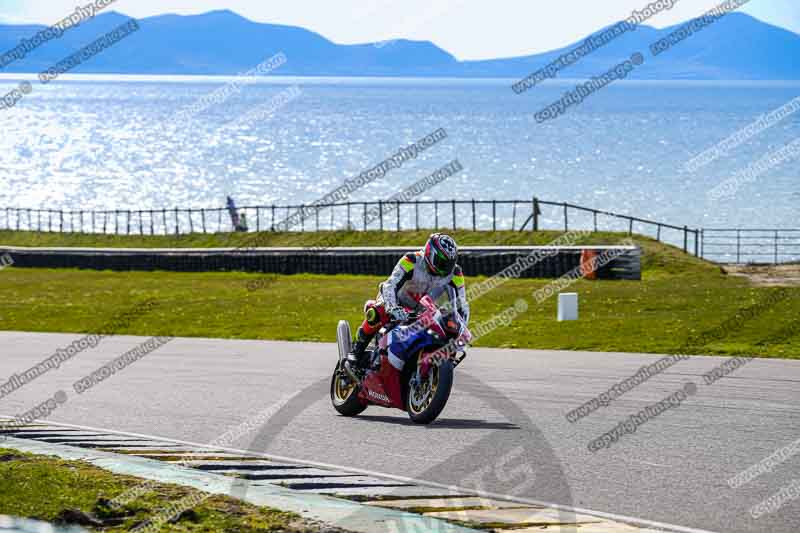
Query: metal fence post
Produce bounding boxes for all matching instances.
[396,201,401,231]
[700,229,704,259]
[435,200,439,230]
[533,197,539,232]
[657,224,661,242]
[593,211,598,232]
[511,202,517,231]
[379,201,384,231]
[363,202,367,231]
[452,200,456,230]
[174,208,179,235]
[416,201,420,231]
[694,230,699,257]
[628,219,633,236]
[59,210,63,232]
[139,211,143,235]
[563,203,568,232]
[347,202,351,230]
[472,199,476,231]
[492,200,496,232]
[736,230,741,264]
[202,209,207,233]
[683,226,688,253]
[775,230,779,264]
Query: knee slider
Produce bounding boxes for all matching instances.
[366,307,380,326]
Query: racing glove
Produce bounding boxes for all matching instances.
[388,307,409,323]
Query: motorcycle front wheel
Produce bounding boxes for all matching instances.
[406,359,453,424]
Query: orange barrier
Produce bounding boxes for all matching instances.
[580,249,598,280]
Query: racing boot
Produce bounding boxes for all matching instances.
[345,327,373,371]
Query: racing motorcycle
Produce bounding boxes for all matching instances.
[330,295,472,424]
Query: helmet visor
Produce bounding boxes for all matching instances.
[430,247,456,276]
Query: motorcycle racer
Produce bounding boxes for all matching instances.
[346,233,470,371]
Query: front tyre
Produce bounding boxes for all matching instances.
[406,359,453,424]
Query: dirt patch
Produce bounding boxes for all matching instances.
[724,264,800,287]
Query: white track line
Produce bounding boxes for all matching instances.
[1,417,718,533]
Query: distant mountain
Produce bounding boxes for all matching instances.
[0,9,798,80]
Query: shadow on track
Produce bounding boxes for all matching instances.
[353,414,520,430]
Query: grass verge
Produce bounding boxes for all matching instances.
[0,448,326,532]
[0,230,797,358]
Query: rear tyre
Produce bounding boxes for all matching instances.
[330,362,367,416]
[406,359,453,424]
[331,320,367,417]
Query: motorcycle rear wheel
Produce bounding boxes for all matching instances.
[406,359,453,424]
[331,320,367,416]
[330,362,367,416]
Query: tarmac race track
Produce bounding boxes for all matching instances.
[0,332,798,533]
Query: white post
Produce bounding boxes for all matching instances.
[558,293,578,321]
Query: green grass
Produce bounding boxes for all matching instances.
[0,448,314,532]
[0,230,797,358]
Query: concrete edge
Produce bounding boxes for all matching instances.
[1,437,480,533]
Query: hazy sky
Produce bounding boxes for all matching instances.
[0,1,797,60]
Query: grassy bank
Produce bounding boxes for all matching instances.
[0,448,317,532]
[0,230,797,358]
[0,229,640,248]
[0,229,706,277]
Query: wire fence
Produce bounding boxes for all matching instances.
[0,198,703,254]
[701,229,800,264]
[4,200,797,264]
